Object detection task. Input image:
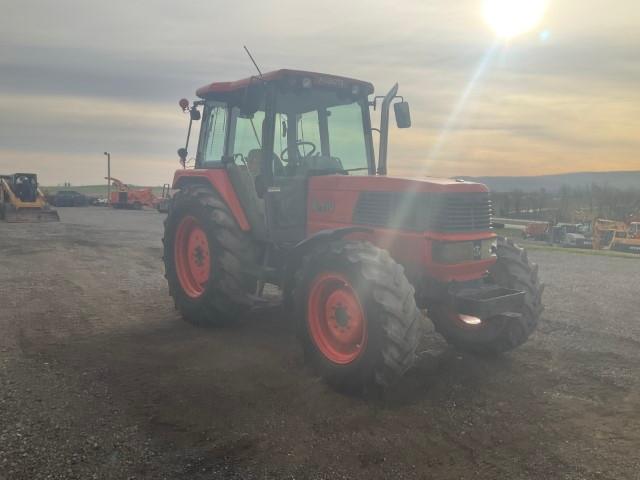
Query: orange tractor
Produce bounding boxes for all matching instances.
[107,177,157,210]
[163,69,543,390]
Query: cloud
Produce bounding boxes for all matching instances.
[0,94,189,185]
[1,0,639,184]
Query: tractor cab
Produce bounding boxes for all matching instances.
[176,70,410,242]
[8,173,38,202]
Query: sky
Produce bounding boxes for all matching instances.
[1,0,638,186]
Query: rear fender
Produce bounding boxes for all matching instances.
[172,169,250,231]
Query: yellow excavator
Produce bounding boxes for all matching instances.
[0,173,60,222]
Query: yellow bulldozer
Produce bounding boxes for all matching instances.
[0,173,60,222]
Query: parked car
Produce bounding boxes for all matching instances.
[564,232,588,248]
[549,223,590,248]
[50,190,89,207]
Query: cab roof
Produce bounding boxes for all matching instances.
[196,69,374,99]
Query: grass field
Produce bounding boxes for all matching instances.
[494,228,640,259]
[43,185,165,197]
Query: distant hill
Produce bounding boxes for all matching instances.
[460,171,640,192]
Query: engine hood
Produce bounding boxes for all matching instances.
[309,174,489,194]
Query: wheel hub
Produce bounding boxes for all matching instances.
[334,305,350,328]
[193,245,205,267]
[174,216,211,299]
[307,273,367,364]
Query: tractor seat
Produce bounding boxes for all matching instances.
[245,149,262,177]
[247,149,285,177]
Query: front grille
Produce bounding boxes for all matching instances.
[432,192,492,232]
[350,191,419,229]
[352,191,491,232]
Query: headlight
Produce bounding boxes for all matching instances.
[432,239,495,264]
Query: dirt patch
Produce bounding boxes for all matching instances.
[1,207,639,479]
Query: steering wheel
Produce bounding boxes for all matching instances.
[280,141,317,163]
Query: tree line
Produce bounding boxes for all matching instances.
[491,184,640,223]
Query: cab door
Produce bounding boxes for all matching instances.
[263,111,311,244]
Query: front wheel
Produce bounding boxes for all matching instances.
[430,237,544,354]
[294,241,423,390]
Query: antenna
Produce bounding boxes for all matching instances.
[243,45,263,78]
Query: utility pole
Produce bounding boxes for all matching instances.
[103,151,111,202]
[103,151,111,203]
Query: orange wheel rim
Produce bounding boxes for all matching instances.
[174,216,210,298]
[307,273,367,364]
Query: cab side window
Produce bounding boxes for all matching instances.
[230,108,265,176]
[200,104,228,165]
[295,111,321,159]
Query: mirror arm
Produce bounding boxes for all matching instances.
[181,103,204,166]
[184,116,194,156]
[177,100,204,167]
[371,95,403,111]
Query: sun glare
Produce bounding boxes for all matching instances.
[483,0,548,39]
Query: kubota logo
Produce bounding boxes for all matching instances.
[311,199,335,214]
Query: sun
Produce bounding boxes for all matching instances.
[483,0,549,39]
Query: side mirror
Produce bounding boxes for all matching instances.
[394,101,411,129]
[177,148,188,162]
[190,108,201,121]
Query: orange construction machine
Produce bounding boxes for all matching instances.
[107,177,157,210]
[522,222,550,241]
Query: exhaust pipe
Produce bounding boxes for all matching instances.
[376,83,399,176]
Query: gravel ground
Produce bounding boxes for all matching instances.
[1,207,639,479]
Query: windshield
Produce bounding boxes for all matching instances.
[273,90,371,176]
[195,87,372,176]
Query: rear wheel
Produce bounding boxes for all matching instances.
[430,237,544,354]
[163,184,258,326]
[295,241,423,390]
